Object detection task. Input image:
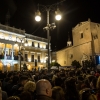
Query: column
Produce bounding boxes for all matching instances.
[11,62,14,71]
[4,44,7,72]
[4,44,6,60]
[23,49,25,61]
[11,45,14,60]
[11,45,14,71]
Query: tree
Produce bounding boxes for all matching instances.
[71,60,81,68]
[50,62,61,68]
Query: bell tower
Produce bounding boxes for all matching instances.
[67,32,72,47]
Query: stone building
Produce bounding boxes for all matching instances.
[56,19,100,66]
[0,23,50,71]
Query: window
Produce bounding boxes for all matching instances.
[38,55,40,62]
[96,35,98,39]
[81,33,83,38]
[25,54,28,61]
[46,44,48,49]
[35,59,37,66]
[31,55,34,62]
[38,43,40,48]
[93,35,98,39]
[32,42,34,47]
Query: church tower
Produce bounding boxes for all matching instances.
[67,32,72,47]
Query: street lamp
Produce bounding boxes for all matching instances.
[14,37,28,71]
[35,1,64,70]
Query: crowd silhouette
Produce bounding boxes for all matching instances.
[0,68,100,100]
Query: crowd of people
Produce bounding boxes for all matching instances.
[0,68,100,100]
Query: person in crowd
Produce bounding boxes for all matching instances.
[7,96,20,100]
[2,72,13,91]
[0,81,8,100]
[5,75,19,96]
[23,81,36,100]
[79,88,97,100]
[34,72,40,82]
[52,86,65,100]
[11,75,28,96]
[90,77,97,94]
[52,70,61,86]
[76,76,84,91]
[20,91,32,100]
[0,86,2,100]
[64,77,79,100]
[36,79,53,100]
[39,70,49,80]
[96,76,100,100]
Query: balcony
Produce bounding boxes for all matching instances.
[6,55,12,60]
[0,55,19,60]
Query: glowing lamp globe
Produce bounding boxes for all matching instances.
[35,16,41,22]
[55,14,62,21]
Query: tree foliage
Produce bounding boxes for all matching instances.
[71,60,81,68]
[50,62,61,67]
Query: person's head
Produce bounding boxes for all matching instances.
[55,77,63,87]
[20,91,32,100]
[79,88,91,100]
[7,72,13,79]
[7,96,20,100]
[96,76,100,89]
[36,79,52,97]
[0,81,2,87]
[65,77,76,90]
[52,86,65,100]
[12,75,19,84]
[68,71,74,77]
[90,77,97,89]
[24,81,36,92]
[0,87,2,100]
[19,75,28,86]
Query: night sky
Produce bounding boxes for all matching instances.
[0,0,100,51]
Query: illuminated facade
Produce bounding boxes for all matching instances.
[0,23,50,71]
[56,19,100,66]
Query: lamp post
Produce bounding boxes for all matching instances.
[14,37,28,71]
[35,1,64,70]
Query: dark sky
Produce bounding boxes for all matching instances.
[0,0,100,51]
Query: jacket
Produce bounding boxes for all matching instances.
[36,95,54,100]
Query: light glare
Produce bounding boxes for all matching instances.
[55,15,62,21]
[24,43,28,46]
[35,16,41,22]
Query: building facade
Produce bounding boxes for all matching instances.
[56,19,100,66]
[0,24,50,71]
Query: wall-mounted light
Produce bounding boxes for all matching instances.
[28,59,31,62]
[24,40,28,46]
[14,41,18,47]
